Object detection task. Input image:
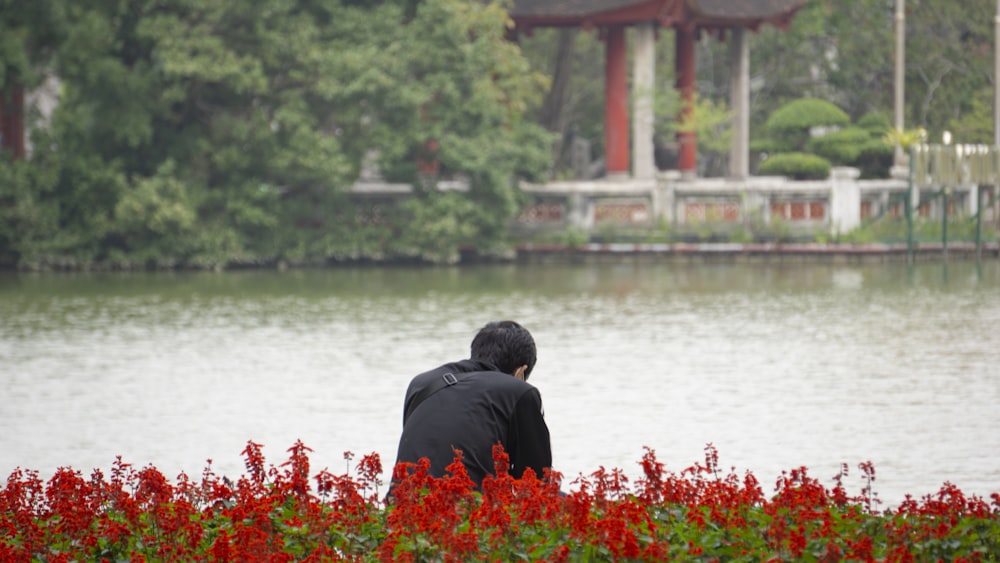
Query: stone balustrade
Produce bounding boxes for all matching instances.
[352,166,992,240]
[511,167,987,238]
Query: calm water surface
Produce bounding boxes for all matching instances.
[1,261,998,508]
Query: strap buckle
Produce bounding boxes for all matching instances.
[442,372,458,386]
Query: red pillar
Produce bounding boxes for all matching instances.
[0,81,26,160]
[604,25,629,175]
[675,26,697,175]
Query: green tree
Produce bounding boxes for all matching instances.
[818,0,897,118]
[947,87,994,143]
[0,0,551,268]
[905,0,995,138]
[385,0,553,259]
[742,0,996,158]
[518,27,607,179]
[0,0,68,266]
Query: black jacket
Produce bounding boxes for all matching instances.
[392,359,552,488]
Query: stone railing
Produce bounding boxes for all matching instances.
[352,166,991,239]
[512,167,988,237]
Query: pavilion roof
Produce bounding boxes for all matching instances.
[509,0,808,30]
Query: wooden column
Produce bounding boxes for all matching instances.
[675,25,697,177]
[605,25,630,176]
[894,0,905,166]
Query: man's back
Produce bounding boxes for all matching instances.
[393,359,551,488]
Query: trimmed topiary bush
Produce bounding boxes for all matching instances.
[755,98,851,157]
[856,112,892,135]
[758,152,831,180]
[749,136,796,154]
[854,138,894,179]
[806,126,871,165]
[765,98,851,134]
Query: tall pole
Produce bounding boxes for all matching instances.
[995,0,1000,240]
[894,0,906,168]
[907,146,914,267]
[995,0,1000,147]
[728,28,750,179]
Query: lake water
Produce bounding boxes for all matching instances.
[1,260,998,509]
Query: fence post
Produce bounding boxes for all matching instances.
[907,146,915,266]
[829,167,861,237]
[941,187,949,261]
[567,192,591,231]
[976,185,983,264]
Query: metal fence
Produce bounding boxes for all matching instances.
[907,144,1000,263]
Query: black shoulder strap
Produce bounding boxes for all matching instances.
[404,371,467,423]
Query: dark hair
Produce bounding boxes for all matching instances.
[470,320,536,379]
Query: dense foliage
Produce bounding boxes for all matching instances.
[753,98,897,180]
[806,127,874,164]
[0,0,551,268]
[2,442,998,561]
[665,0,997,174]
[3,0,999,267]
[758,152,833,180]
[765,98,851,138]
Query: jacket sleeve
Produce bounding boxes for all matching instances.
[508,387,553,480]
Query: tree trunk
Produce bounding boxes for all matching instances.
[0,80,26,160]
[538,29,578,178]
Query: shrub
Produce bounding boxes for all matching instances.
[857,112,892,135]
[806,126,872,164]
[758,152,832,179]
[765,98,851,134]
[855,137,895,178]
[757,98,851,155]
[749,136,796,155]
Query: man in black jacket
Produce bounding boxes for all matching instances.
[391,320,552,489]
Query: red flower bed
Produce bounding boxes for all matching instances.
[2,441,998,561]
